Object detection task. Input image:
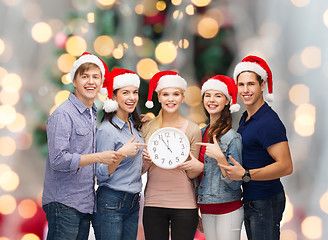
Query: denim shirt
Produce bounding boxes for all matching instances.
[197,125,243,204]
[42,93,97,214]
[96,115,144,194]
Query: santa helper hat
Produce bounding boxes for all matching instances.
[70,52,109,83]
[201,75,240,113]
[233,55,274,102]
[145,71,187,108]
[100,68,140,113]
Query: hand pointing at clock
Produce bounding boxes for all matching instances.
[118,136,147,157]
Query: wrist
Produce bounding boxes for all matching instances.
[242,169,251,182]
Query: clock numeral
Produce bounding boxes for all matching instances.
[165,132,170,138]
[158,134,163,140]
[155,154,158,159]
[179,137,183,143]
[181,152,184,156]
[173,132,176,138]
[161,158,165,164]
[153,147,157,153]
[169,160,172,165]
[181,144,185,149]
[176,157,179,162]
[154,140,159,145]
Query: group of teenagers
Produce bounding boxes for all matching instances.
[42,52,293,240]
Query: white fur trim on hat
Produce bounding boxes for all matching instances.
[70,55,105,82]
[201,79,231,100]
[113,73,140,91]
[103,98,119,113]
[233,62,268,82]
[155,75,187,92]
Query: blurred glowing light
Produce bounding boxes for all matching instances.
[301,46,321,69]
[0,66,7,85]
[135,4,144,15]
[0,104,16,125]
[87,12,95,23]
[145,112,155,119]
[185,86,202,107]
[21,234,40,240]
[156,1,166,11]
[54,32,67,49]
[172,0,182,6]
[0,194,16,215]
[323,9,328,28]
[15,132,33,150]
[57,54,76,73]
[294,104,316,137]
[280,229,297,240]
[23,2,42,22]
[2,0,21,6]
[55,90,70,107]
[0,38,5,55]
[0,90,20,106]
[186,4,195,15]
[289,84,309,106]
[155,41,177,64]
[97,0,115,6]
[0,136,16,156]
[302,216,322,239]
[143,1,158,17]
[18,199,38,219]
[173,10,183,20]
[61,74,72,85]
[178,39,189,49]
[191,0,211,7]
[205,8,224,26]
[133,36,143,46]
[199,123,207,129]
[94,35,115,56]
[7,113,26,132]
[0,237,9,240]
[0,170,19,192]
[198,17,219,39]
[320,191,328,214]
[136,58,159,80]
[2,73,22,93]
[290,0,310,7]
[281,195,293,225]
[66,36,87,57]
[31,22,52,43]
[112,46,124,59]
[288,54,308,76]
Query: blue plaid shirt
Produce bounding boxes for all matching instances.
[42,93,97,214]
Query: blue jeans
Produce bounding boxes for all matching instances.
[92,186,140,240]
[43,202,91,240]
[243,192,286,240]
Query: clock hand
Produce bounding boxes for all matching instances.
[161,138,172,153]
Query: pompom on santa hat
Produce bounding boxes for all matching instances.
[70,52,109,83]
[233,55,274,102]
[145,71,187,108]
[201,75,240,113]
[100,68,140,113]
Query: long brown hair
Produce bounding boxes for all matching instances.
[204,100,232,143]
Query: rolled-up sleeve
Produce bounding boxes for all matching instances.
[47,112,81,173]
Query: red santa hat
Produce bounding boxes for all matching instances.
[70,52,109,82]
[145,71,187,108]
[201,75,240,113]
[101,68,140,113]
[233,55,274,102]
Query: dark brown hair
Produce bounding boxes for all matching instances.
[237,71,263,85]
[74,63,101,80]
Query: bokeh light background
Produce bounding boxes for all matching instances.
[0,0,327,239]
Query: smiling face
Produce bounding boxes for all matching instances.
[113,86,139,119]
[237,71,265,111]
[203,89,229,118]
[73,64,102,108]
[158,87,184,113]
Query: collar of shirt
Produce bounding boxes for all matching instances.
[68,93,97,114]
[112,115,133,130]
[241,102,270,122]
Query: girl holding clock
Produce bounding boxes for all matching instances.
[196,75,244,240]
[92,68,147,240]
[142,71,203,240]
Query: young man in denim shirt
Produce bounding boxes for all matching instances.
[42,52,125,240]
[219,55,293,240]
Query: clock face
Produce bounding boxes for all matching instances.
[148,127,190,169]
